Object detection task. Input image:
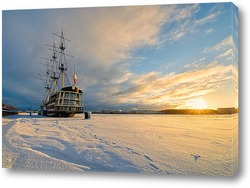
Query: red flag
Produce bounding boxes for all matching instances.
[73,65,77,85]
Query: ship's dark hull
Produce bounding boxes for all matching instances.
[44,110,83,117]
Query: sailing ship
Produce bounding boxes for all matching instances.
[40,30,84,117]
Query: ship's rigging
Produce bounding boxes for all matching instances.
[38,29,84,117]
[40,30,73,103]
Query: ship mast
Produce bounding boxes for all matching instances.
[44,60,51,102]
[53,29,71,88]
[50,41,59,93]
[40,40,59,104]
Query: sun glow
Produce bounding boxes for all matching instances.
[186,98,208,109]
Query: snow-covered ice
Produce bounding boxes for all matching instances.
[2,114,238,175]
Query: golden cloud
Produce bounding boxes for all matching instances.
[95,63,234,109]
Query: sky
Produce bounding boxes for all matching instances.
[2,2,238,111]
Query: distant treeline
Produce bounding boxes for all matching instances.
[93,111,160,114]
[161,109,217,115]
[93,108,238,115]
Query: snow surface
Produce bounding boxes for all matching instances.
[2,114,238,176]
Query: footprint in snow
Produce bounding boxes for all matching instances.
[149,163,159,170]
[191,154,201,161]
[132,151,141,155]
[125,146,133,151]
[144,155,153,162]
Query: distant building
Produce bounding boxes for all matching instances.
[217,107,235,114]
[2,103,18,116]
[133,110,160,114]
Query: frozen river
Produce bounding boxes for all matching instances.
[2,114,238,176]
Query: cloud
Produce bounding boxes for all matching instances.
[232,64,238,94]
[54,6,177,92]
[213,36,234,51]
[206,28,214,34]
[62,6,170,66]
[218,49,233,58]
[184,57,206,69]
[161,3,222,44]
[195,10,221,25]
[203,35,233,53]
[161,4,199,44]
[164,21,192,43]
[93,62,233,110]
[172,3,200,22]
[203,35,237,62]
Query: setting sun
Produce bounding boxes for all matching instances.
[186,98,207,109]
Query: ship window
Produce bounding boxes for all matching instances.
[60,99,62,104]
[65,92,70,98]
[64,99,69,105]
[70,93,76,99]
[70,100,76,105]
[60,92,64,98]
